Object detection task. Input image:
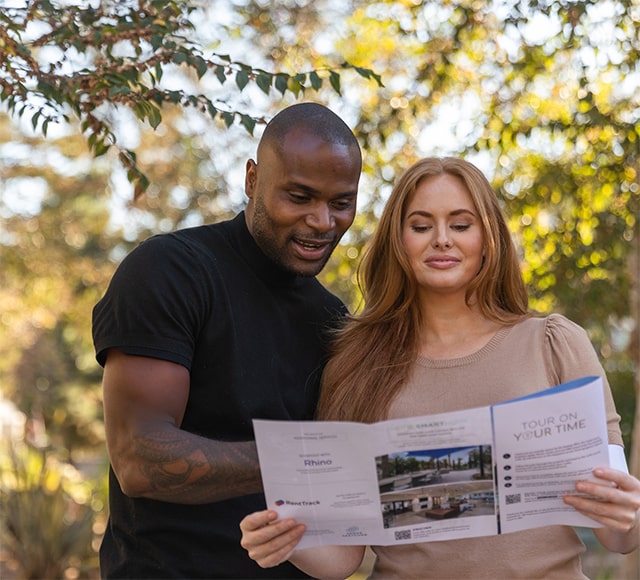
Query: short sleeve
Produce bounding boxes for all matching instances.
[544,313,623,446]
[92,234,212,369]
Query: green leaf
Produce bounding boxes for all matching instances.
[215,65,226,84]
[173,51,187,65]
[240,114,256,134]
[353,65,384,87]
[222,111,234,127]
[256,73,271,95]
[329,71,341,95]
[108,85,131,97]
[235,69,249,90]
[122,68,138,82]
[93,140,110,157]
[146,103,162,129]
[133,102,146,120]
[371,72,384,87]
[275,74,289,95]
[309,71,322,90]
[133,172,150,199]
[194,56,208,79]
[289,78,303,97]
[151,91,164,105]
[105,73,126,85]
[151,34,163,50]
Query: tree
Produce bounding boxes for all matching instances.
[0,119,113,455]
[1,0,639,576]
[235,2,639,573]
[0,0,381,195]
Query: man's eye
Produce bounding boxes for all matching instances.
[289,193,309,202]
[332,200,353,211]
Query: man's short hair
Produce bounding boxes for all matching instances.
[258,102,360,160]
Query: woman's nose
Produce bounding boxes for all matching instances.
[433,227,451,249]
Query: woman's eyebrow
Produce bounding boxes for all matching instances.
[405,208,476,219]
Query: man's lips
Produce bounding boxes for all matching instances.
[292,236,334,260]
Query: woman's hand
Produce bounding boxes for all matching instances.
[240,510,306,568]
[564,466,640,553]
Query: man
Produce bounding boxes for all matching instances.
[92,102,362,578]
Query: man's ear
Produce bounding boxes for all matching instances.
[245,159,257,199]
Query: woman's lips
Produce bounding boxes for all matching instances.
[425,255,460,268]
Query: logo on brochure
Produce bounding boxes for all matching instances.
[274,499,321,507]
[341,526,368,539]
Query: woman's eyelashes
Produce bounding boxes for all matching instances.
[408,222,473,233]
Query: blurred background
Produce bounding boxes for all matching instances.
[0,0,638,577]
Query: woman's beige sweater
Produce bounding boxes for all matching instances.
[370,314,622,580]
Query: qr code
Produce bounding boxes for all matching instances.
[394,529,412,541]
[505,493,521,505]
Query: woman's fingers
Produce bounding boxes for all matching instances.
[240,510,306,568]
[240,509,279,533]
[564,467,640,532]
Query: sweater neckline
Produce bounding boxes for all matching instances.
[415,325,513,368]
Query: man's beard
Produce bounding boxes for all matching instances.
[250,196,335,277]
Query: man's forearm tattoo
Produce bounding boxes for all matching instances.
[134,429,261,502]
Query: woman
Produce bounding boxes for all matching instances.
[240,157,640,579]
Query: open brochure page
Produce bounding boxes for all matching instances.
[254,406,498,548]
[253,376,608,548]
[371,405,497,545]
[491,376,609,533]
[252,419,382,548]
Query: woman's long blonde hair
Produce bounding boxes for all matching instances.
[316,157,530,423]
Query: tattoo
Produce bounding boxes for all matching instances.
[134,429,261,503]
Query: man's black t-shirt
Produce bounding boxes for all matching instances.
[93,213,347,578]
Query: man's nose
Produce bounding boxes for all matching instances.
[305,205,335,232]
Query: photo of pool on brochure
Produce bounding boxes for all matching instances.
[253,376,609,548]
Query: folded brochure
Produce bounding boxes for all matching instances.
[253,376,609,548]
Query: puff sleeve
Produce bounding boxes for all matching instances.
[544,313,623,446]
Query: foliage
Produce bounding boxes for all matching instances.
[0,0,381,196]
[241,1,639,422]
[0,1,639,577]
[0,122,113,455]
[339,0,639,398]
[0,441,104,579]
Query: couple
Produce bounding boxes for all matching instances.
[94,103,639,579]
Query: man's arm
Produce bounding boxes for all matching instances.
[102,348,263,503]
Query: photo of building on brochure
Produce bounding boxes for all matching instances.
[377,445,496,529]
